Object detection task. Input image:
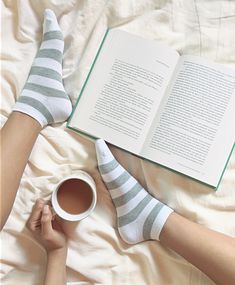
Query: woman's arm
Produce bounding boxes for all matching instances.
[27,199,67,285]
[44,248,67,285]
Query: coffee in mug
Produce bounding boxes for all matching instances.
[51,171,97,221]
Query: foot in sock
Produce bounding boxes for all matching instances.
[13,9,72,127]
[95,139,173,244]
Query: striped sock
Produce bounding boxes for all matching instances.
[13,9,72,127]
[95,139,173,244]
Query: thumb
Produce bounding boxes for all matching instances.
[41,205,53,237]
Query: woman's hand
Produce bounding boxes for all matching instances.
[27,199,67,253]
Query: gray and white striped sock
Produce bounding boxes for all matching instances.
[13,9,72,127]
[95,139,173,244]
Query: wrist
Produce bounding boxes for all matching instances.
[47,247,67,261]
[44,247,67,285]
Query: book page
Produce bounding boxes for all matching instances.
[69,29,179,154]
[142,55,235,187]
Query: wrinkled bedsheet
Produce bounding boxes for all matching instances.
[1,0,235,284]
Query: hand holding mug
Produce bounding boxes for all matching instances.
[26,199,67,253]
[27,171,97,252]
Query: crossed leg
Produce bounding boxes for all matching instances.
[161,212,235,285]
[95,139,235,285]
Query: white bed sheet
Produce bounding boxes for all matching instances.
[1,1,235,284]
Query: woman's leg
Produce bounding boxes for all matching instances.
[0,9,72,230]
[0,113,41,229]
[95,139,235,285]
[160,212,235,285]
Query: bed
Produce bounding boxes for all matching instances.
[1,0,235,284]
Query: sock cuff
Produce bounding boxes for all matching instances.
[13,103,47,127]
[151,206,174,241]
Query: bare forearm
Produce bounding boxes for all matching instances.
[44,248,67,285]
[160,212,235,285]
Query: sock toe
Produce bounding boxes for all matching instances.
[95,139,114,165]
[44,9,57,20]
[43,9,60,32]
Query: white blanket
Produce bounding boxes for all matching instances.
[1,0,235,284]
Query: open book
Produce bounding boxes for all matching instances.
[67,29,235,188]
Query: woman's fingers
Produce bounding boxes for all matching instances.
[41,205,53,239]
[27,200,67,251]
[26,199,45,232]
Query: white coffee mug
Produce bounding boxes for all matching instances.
[51,171,97,221]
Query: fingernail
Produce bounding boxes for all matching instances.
[44,205,49,214]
